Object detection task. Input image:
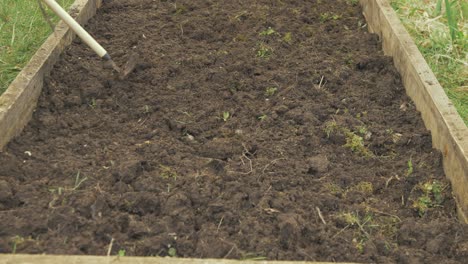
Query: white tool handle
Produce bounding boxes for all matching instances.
[41,0,110,59]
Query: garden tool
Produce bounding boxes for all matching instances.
[40,0,137,79]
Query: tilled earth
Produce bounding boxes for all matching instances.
[0,0,467,263]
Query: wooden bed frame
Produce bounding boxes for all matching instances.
[0,0,466,262]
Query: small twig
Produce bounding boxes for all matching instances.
[94,183,103,194]
[219,238,240,259]
[48,196,59,209]
[217,216,224,232]
[179,23,184,36]
[385,175,394,188]
[228,144,255,175]
[356,219,371,239]
[231,154,253,175]
[318,75,326,89]
[332,225,350,239]
[224,246,236,259]
[107,238,114,256]
[261,158,286,174]
[240,155,246,166]
[263,185,272,195]
[316,207,327,225]
[366,207,402,222]
[277,85,294,97]
[242,153,253,174]
[73,171,88,190]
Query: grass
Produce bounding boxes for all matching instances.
[390,0,468,124]
[412,180,446,216]
[159,165,177,192]
[160,165,178,180]
[0,0,75,94]
[406,158,413,176]
[324,181,374,198]
[48,171,88,195]
[324,120,373,157]
[282,32,293,44]
[319,12,342,22]
[256,43,273,58]
[259,27,276,36]
[264,87,277,96]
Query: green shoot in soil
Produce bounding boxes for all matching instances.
[265,87,277,96]
[406,158,413,176]
[160,165,177,180]
[10,235,33,254]
[344,131,372,157]
[357,125,368,135]
[413,180,445,216]
[282,32,293,44]
[350,181,374,195]
[160,165,177,193]
[336,209,400,254]
[11,236,22,254]
[257,114,267,121]
[88,98,97,108]
[222,111,230,122]
[256,43,272,58]
[320,12,342,22]
[324,182,344,195]
[338,212,375,252]
[73,171,87,191]
[118,249,126,257]
[324,120,338,138]
[168,247,177,257]
[259,27,276,36]
[48,171,87,195]
[324,120,373,157]
[172,3,187,15]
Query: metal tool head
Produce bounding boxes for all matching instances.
[103,52,139,80]
[118,52,139,79]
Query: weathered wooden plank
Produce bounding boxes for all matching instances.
[0,0,466,263]
[0,0,102,149]
[0,254,358,264]
[360,0,468,223]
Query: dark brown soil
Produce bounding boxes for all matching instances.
[0,0,467,262]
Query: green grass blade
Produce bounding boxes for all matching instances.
[435,0,443,16]
[461,1,468,19]
[444,0,459,42]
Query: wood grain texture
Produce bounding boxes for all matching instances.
[0,1,465,263]
[0,255,358,264]
[0,0,102,149]
[360,0,468,223]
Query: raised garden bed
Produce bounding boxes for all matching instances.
[0,0,467,263]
